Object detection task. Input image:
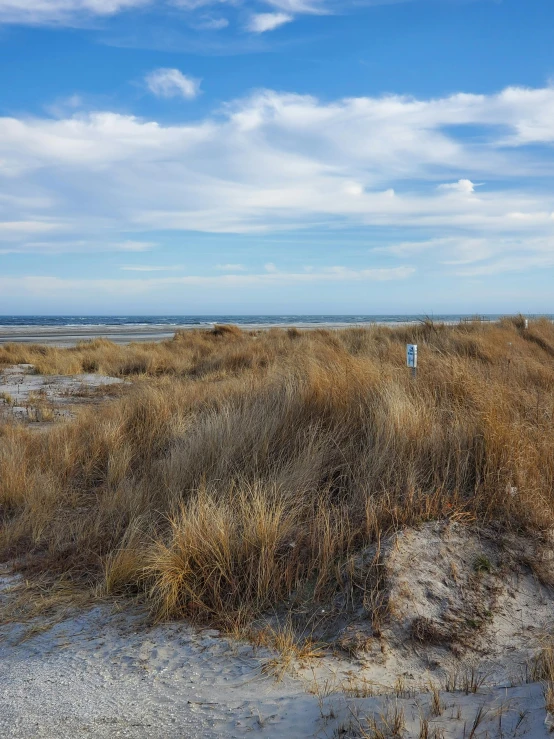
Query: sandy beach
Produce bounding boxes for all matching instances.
[0,322,383,347]
[0,325,189,346]
[2,320,554,737]
[2,519,554,738]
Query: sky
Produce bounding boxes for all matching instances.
[1,0,554,315]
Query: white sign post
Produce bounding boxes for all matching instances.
[406,344,418,379]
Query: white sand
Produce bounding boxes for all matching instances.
[0,364,124,423]
[0,590,549,738]
[0,326,182,346]
[2,522,554,737]
[0,581,326,738]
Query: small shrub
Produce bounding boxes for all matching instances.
[410,616,446,645]
[473,555,493,573]
[211,324,243,338]
[529,646,554,682]
[82,358,99,372]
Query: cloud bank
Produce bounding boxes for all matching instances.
[1,85,554,278]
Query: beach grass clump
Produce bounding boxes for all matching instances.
[1,319,554,628]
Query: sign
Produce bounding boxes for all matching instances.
[406,344,418,368]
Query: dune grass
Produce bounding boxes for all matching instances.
[1,318,554,629]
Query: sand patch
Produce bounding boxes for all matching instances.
[0,364,125,425]
[331,522,554,688]
[0,580,551,738]
[2,523,554,737]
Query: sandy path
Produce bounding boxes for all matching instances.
[1,596,552,739]
[3,519,554,738]
[0,601,325,739]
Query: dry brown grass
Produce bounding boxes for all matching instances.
[1,318,554,630]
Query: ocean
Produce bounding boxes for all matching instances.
[0,314,548,329]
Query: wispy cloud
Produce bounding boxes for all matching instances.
[170,0,232,8]
[0,265,414,299]
[120,264,183,271]
[374,235,554,277]
[0,0,152,25]
[0,0,485,29]
[437,179,476,194]
[455,252,554,276]
[0,238,157,254]
[263,0,327,13]
[0,0,323,27]
[145,68,201,99]
[246,12,292,32]
[193,15,229,29]
[215,263,246,270]
[114,240,157,251]
[0,221,64,236]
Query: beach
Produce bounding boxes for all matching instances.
[0,316,523,347]
[2,319,554,737]
[0,324,185,346]
[2,521,553,738]
[0,322,394,347]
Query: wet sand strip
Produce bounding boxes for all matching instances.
[0,325,194,347]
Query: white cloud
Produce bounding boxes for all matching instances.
[145,69,201,99]
[0,0,331,26]
[2,85,554,271]
[193,15,229,29]
[170,0,232,8]
[246,11,292,32]
[0,238,157,254]
[0,220,64,235]
[120,264,183,271]
[215,263,246,270]
[262,0,327,12]
[375,236,491,260]
[114,240,157,251]
[0,0,150,24]
[0,0,502,29]
[375,235,554,276]
[437,179,475,194]
[46,94,84,118]
[455,251,554,277]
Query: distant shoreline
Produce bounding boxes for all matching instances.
[0,315,550,347]
[0,322,406,346]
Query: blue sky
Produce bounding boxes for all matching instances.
[1,0,554,314]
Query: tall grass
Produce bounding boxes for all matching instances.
[1,318,554,628]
